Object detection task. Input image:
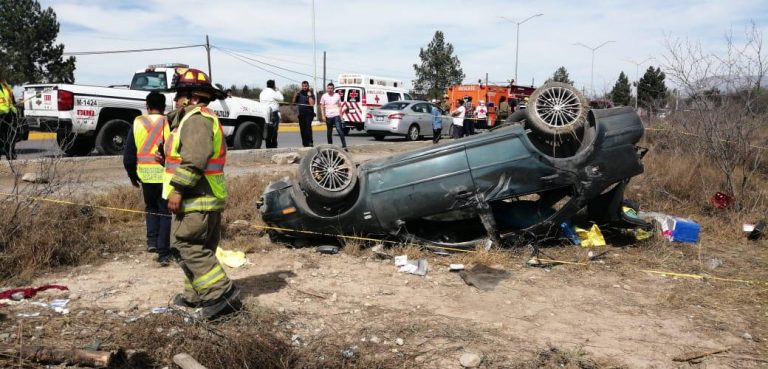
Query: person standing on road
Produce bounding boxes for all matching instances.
[293,81,315,147]
[462,96,475,136]
[450,99,466,139]
[0,77,18,160]
[123,92,171,266]
[259,79,283,149]
[431,99,443,144]
[475,100,488,130]
[497,96,510,124]
[319,82,347,150]
[163,68,241,320]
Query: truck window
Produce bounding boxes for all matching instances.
[404,93,413,100]
[131,72,168,91]
[386,92,401,102]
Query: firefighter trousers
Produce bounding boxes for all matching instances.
[171,211,233,304]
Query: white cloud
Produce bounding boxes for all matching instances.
[41,0,768,96]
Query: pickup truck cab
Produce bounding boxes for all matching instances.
[23,64,268,156]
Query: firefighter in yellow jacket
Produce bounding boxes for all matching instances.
[0,77,18,159]
[163,68,241,320]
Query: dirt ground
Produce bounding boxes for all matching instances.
[0,141,767,368]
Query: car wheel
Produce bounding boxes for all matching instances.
[342,127,351,135]
[95,119,131,155]
[406,124,420,141]
[526,82,588,137]
[233,121,262,149]
[298,145,358,202]
[56,131,94,156]
[372,134,385,141]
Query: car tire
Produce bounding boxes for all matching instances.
[406,124,420,141]
[526,82,588,137]
[372,134,385,141]
[57,131,94,156]
[95,119,131,155]
[342,127,351,135]
[233,121,262,149]
[298,145,358,202]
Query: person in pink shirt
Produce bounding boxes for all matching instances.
[319,83,347,150]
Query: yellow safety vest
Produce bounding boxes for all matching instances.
[133,114,169,183]
[0,82,17,115]
[162,106,227,212]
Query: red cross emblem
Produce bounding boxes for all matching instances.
[349,90,358,100]
[374,95,380,103]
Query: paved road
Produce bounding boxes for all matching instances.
[15,129,418,160]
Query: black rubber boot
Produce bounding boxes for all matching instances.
[196,286,243,321]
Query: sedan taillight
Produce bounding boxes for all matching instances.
[388,113,404,120]
[58,90,74,111]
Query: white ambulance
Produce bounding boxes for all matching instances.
[334,73,412,133]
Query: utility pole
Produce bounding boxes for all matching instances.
[500,13,543,84]
[625,57,654,110]
[312,0,318,98]
[322,51,327,89]
[205,35,212,80]
[574,41,615,98]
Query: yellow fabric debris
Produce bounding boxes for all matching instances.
[575,224,606,247]
[215,247,247,268]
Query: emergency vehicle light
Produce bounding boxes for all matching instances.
[147,63,189,69]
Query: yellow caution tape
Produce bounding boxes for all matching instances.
[641,270,768,286]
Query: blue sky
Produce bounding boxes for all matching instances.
[41,0,768,96]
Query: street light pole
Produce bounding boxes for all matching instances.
[574,41,615,97]
[625,57,654,110]
[500,13,543,84]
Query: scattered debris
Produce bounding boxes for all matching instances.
[394,255,408,267]
[395,338,404,346]
[341,346,358,359]
[748,220,765,240]
[742,332,753,341]
[271,152,300,165]
[16,312,40,317]
[449,264,465,272]
[21,172,50,184]
[316,245,340,255]
[575,224,606,247]
[151,307,169,314]
[459,265,511,291]
[560,221,581,245]
[0,344,116,368]
[398,258,429,276]
[710,192,734,209]
[173,352,208,369]
[0,284,68,300]
[706,258,723,270]
[641,212,700,243]
[215,247,247,268]
[431,249,450,256]
[672,346,730,362]
[229,219,250,227]
[459,352,483,368]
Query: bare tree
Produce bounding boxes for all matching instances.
[662,22,767,209]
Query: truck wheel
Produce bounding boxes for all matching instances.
[233,121,262,149]
[56,132,94,156]
[526,82,588,137]
[95,119,131,155]
[298,145,358,203]
[406,124,420,141]
[342,127,351,135]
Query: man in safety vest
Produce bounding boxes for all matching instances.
[123,91,172,266]
[163,68,241,320]
[0,77,18,160]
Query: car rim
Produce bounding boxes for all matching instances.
[533,86,584,128]
[409,127,418,140]
[309,148,353,192]
[112,131,124,150]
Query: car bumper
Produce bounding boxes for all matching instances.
[364,119,405,134]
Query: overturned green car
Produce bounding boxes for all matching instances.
[258,82,648,249]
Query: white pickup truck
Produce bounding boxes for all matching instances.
[22,64,269,156]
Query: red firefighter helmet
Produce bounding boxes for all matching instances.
[173,68,226,100]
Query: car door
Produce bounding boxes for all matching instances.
[421,103,435,135]
[409,103,428,134]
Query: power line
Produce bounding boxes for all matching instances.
[214,47,300,83]
[212,46,314,79]
[63,44,205,56]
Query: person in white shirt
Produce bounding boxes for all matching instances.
[475,100,488,129]
[319,82,348,150]
[259,79,284,148]
[450,99,466,139]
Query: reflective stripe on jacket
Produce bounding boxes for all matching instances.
[0,82,16,114]
[133,114,169,183]
[162,106,227,212]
